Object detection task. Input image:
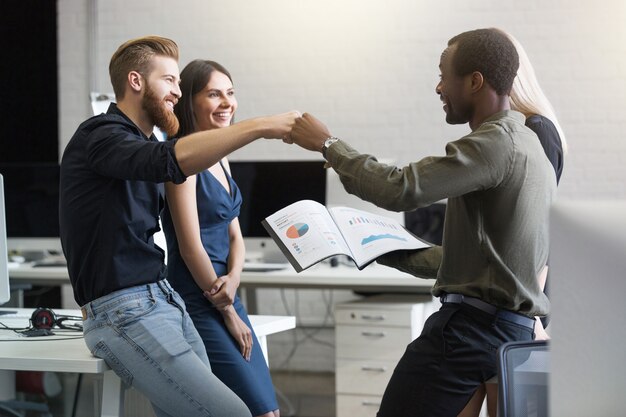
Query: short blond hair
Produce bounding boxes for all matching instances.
[495,29,568,153]
[109,35,179,100]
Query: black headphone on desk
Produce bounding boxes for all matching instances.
[30,308,83,331]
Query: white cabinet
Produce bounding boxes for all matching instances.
[334,294,439,417]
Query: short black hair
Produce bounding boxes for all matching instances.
[448,28,519,95]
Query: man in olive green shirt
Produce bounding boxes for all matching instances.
[288,29,556,416]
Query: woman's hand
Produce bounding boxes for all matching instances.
[204,274,239,310]
[262,111,301,140]
[221,306,253,361]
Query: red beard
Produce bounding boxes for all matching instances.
[142,84,180,138]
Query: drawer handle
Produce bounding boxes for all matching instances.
[361,366,388,372]
[361,331,386,337]
[361,401,382,407]
[360,314,385,321]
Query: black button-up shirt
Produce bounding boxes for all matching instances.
[60,104,186,306]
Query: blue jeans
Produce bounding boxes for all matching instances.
[81,279,251,417]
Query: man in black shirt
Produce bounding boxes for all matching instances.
[60,36,297,417]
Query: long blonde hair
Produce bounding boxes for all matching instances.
[497,29,568,153]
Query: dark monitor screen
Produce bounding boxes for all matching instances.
[404,203,446,245]
[229,160,326,238]
[0,174,9,305]
[0,163,60,238]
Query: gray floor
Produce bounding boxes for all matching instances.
[33,370,334,417]
[273,371,335,417]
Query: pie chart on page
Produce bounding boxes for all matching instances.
[286,223,309,238]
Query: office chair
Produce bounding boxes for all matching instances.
[0,371,59,417]
[497,340,549,417]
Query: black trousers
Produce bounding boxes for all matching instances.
[377,302,534,417]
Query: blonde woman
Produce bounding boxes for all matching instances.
[507,28,567,183]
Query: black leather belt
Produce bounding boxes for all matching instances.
[440,293,535,330]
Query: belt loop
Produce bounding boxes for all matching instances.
[156,279,166,294]
[81,303,93,320]
[156,279,173,302]
[147,283,155,301]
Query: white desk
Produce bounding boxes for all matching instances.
[9,262,434,291]
[240,263,434,292]
[9,263,435,313]
[0,309,295,417]
[8,263,70,286]
[239,263,435,312]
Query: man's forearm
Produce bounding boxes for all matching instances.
[377,246,442,279]
[174,117,269,176]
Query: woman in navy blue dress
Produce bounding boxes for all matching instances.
[162,60,279,417]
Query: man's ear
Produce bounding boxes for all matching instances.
[128,71,143,93]
[469,71,484,93]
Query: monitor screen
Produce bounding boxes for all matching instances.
[229,160,326,262]
[0,163,62,254]
[549,200,626,416]
[229,160,327,237]
[0,174,10,305]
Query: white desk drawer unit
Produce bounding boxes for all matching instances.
[336,358,398,395]
[334,294,439,417]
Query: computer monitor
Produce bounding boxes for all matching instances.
[0,163,63,258]
[404,203,446,245]
[0,174,10,305]
[549,200,626,416]
[229,160,326,262]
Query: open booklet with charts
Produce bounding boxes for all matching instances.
[262,200,431,272]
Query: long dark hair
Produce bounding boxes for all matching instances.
[173,59,234,138]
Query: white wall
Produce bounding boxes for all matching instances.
[57,0,626,370]
[59,0,626,199]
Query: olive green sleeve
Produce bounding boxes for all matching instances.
[376,245,442,279]
[325,139,504,212]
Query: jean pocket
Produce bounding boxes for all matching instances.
[92,340,134,386]
[107,296,157,328]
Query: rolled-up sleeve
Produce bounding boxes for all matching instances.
[85,121,186,184]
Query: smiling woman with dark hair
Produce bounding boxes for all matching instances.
[162,59,280,417]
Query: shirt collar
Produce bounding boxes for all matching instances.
[484,109,526,125]
[106,102,156,141]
